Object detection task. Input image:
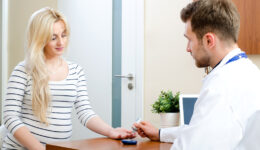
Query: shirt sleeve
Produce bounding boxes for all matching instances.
[3,63,27,134]
[74,65,96,127]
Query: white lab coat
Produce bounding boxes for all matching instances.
[160,48,260,150]
[235,111,260,150]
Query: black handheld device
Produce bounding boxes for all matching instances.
[121,139,137,145]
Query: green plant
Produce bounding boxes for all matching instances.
[152,90,180,113]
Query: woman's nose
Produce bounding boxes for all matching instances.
[57,37,64,46]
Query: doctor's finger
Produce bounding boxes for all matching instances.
[138,131,146,138]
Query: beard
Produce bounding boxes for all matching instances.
[194,45,210,68]
[195,57,210,68]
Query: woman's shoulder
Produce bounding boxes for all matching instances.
[66,60,85,74]
[13,61,27,72]
[10,61,29,79]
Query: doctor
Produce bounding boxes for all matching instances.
[134,0,260,149]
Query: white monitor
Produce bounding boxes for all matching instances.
[179,94,199,125]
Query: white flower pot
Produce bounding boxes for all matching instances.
[160,112,180,128]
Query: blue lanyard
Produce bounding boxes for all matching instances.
[225,52,247,65]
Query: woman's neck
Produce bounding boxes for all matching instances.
[45,56,61,64]
[45,56,63,75]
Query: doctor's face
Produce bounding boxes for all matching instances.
[184,20,210,68]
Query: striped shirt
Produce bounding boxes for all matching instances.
[2,61,96,149]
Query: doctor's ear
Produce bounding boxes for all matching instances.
[203,33,215,48]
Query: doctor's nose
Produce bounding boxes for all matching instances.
[186,45,191,53]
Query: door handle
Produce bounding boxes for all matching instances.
[114,73,134,80]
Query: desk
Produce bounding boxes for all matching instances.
[46,138,172,150]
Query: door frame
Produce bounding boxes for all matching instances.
[1,0,9,124]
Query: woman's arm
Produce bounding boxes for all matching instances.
[14,127,45,150]
[86,116,135,139]
[74,66,135,139]
[3,63,44,149]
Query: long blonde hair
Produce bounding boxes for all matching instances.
[25,7,70,124]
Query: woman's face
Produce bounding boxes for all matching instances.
[44,20,68,59]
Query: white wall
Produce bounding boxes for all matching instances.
[7,0,57,75]
[144,0,204,127]
[143,0,260,127]
[3,0,260,136]
[58,0,113,140]
[1,0,57,124]
[2,0,112,140]
[0,0,3,124]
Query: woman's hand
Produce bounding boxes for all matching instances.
[86,116,136,139]
[108,128,136,139]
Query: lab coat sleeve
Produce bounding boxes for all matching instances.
[160,126,186,143]
[169,87,242,150]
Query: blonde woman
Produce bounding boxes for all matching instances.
[2,7,135,150]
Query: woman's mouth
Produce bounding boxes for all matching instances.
[56,47,64,51]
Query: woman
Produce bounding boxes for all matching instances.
[2,7,135,150]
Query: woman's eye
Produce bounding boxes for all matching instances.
[52,37,56,40]
[62,34,67,38]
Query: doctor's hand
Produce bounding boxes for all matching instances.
[108,128,136,139]
[133,121,160,141]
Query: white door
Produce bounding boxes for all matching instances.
[121,0,144,129]
[58,0,143,139]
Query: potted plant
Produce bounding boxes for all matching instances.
[152,90,180,128]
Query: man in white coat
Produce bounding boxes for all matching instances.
[134,0,260,149]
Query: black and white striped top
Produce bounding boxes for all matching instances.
[2,61,96,149]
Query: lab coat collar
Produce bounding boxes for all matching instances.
[217,48,242,67]
[204,48,242,78]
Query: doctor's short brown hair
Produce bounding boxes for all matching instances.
[180,0,240,43]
